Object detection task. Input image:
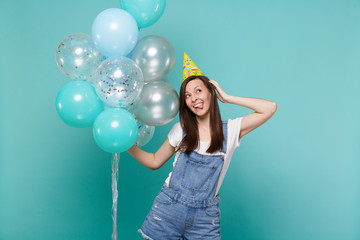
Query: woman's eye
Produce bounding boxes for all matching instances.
[185,94,190,98]
[196,89,201,93]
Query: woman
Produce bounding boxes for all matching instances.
[127,75,277,239]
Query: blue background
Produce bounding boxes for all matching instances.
[1,0,359,239]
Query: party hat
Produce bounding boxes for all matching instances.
[182,52,204,82]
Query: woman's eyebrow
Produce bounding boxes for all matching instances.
[185,85,201,93]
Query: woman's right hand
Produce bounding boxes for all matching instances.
[127,138,175,170]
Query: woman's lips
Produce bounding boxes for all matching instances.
[193,103,204,109]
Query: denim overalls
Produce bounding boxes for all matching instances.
[139,121,228,240]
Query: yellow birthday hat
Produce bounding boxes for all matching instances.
[182,52,204,82]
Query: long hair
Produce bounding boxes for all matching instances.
[176,75,224,154]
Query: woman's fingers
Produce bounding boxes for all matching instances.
[209,80,220,92]
[210,79,229,103]
[210,80,225,94]
[209,79,218,87]
[216,93,225,102]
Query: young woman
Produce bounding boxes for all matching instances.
[127,75,277,239]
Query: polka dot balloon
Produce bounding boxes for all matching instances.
[93,56,144,108]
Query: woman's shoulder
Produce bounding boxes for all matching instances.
[168,122,183,147]
[224,117,243,130]
[223,117,243,124]
[223,117,244,148]
[171,122,182,131]
[169,122,183,136]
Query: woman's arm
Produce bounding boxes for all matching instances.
[209,79,277,139]
[127,138,176,170]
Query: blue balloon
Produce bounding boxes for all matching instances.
[92,8,139,57]
[56,81,104,128]
[120,0,166,28]
[93,108,138,153]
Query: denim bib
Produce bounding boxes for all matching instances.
[161,121,228,208]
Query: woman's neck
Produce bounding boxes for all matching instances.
[196,114,211,141]
[196,113,210,129]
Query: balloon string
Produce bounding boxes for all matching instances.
[111,153,120,240]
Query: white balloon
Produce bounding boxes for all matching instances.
[135,120,155,147]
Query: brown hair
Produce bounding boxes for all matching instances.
[176,75,224,154]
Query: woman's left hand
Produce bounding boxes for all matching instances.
[209,79,230,103]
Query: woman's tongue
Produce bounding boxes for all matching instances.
[195,103,203,110]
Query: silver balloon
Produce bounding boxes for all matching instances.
[134,81,179,126]
[130,35,175,82]
[55,33,103,81]
[158,75,169,84]
[135,120,155,147]
[93,56,144,108]
[143,75,169,85]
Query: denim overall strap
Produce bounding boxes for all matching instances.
[220,121,228,154]
[166,121,228,207]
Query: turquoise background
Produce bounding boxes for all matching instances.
[1,0,359,239]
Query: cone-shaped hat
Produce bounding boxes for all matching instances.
[182,52,204,82]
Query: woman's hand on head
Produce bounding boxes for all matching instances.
[209,79,230,103]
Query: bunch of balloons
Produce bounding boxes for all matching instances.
[55,0,179,154]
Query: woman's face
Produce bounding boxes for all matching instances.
[184,79,211,118]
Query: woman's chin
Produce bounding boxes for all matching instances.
[193,110,209,118]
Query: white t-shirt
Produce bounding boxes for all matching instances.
[165,117,243,196]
